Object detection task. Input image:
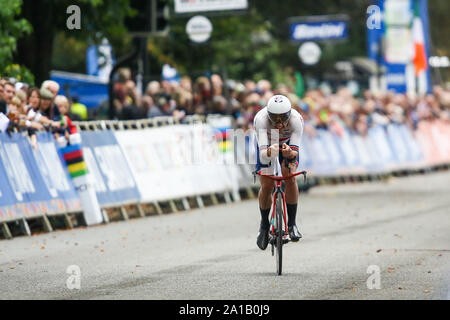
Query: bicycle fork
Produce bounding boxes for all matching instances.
[270,183,289,244]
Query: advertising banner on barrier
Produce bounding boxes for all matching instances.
[80,131,140,206]
[333,129,366,174]
[415,120,450,165]
[367,125,398,170]
[0,146,17,221]
[59,136,103,225]
[114,124,237,203]
[207,116,242,198]
[301,130,335,176]
[0,133,54,219]
[35,132,81,214]
[386,123,425,168]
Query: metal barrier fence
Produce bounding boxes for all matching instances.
[1,115,449,239]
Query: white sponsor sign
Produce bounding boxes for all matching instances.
[385,27,413,64]
[384,0,412,26]
[175,0,247,13]
[298,42,321,65]
[186,15,213,43]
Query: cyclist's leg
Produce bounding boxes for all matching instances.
[281,152,302,241]
[258,175,274,226]
[255,144,274,250]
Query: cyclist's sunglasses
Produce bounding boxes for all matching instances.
[268,111,291,125]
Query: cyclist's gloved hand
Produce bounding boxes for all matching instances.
[281,143,292,158]
[267,143,279,158]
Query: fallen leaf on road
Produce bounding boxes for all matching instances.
[424,290,431,293]
[41,245,45,250]
[398,287,403,290]
[376,249,382,253]
[100,249,104,253]
[9,267,14,270]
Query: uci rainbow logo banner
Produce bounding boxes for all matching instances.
[60,144,88,178]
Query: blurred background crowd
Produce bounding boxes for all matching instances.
[1,68,449,144]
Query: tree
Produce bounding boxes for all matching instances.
[15,0,135,85]
[150,0,373,85]
[0,0,33,83]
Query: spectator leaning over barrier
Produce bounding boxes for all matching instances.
[173,85,194,116]
[3,82,15,112]
[15,89,28,115]
[26,88,44,130]
[54,95,77,141]
[41,80,60,97]
[38,87,60,131]
[145,80,161,100]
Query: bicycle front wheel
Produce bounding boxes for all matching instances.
[275,193,283,275]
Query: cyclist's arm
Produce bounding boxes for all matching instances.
[286,115,304,160]
[254,115,275,163]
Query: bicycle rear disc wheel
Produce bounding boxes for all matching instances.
[275,193,283,275]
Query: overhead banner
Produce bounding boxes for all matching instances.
[174,0,247,14]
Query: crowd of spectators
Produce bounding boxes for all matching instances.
[110,68,450,137]
[0,77,87,148]
[1,68,449,148]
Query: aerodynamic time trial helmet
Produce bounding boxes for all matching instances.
[266,94,291,124]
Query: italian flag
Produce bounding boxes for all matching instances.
[412,1,428,76]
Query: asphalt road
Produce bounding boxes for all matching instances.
[1,171,449,300]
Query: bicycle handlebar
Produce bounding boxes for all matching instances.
[255,170,307,181]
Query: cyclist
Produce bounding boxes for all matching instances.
[254,94,304,250]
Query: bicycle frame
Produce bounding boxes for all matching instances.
[255,170,307,236]
[271,181,288,236]
[255,169,307,275]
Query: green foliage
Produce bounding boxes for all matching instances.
[15,0,450,86]
[17,0,136,82]
[0,0,33,82]
[3,64,35,84]
[149,0,373,85]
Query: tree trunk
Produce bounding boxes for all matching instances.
[16,0,55,86]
